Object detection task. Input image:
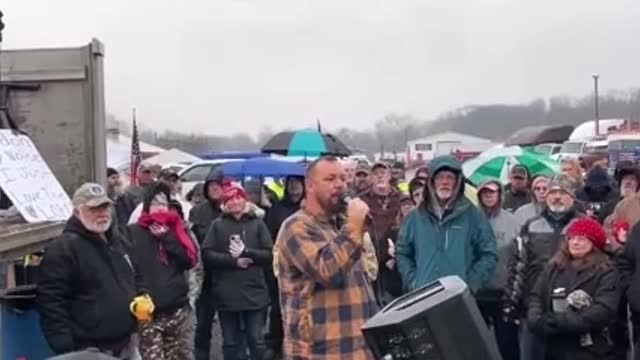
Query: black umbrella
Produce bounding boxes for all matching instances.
[505,124,574,147]
[261,129,351,157]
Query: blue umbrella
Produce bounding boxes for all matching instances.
[218,158,306,178]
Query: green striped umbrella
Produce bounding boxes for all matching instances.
[261,129,351,157]
[463,145,560,185]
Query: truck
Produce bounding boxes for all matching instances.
[0,39,106,359]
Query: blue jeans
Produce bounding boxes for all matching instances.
[219,309,267,360]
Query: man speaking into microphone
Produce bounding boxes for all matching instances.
[275,156,377,360]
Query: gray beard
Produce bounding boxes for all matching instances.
[548,204,569,214]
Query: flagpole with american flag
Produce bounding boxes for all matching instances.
[130,108,141,186]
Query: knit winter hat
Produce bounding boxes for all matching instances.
[549,174,576,197]
[566,217,607,250]
[222,182,248,204]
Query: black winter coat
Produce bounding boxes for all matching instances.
[502,184,532,213]
[115,183,154,225]
[127,224,195,313]
[36,217,144,355]
[617,221,640,316]
[266,198,301,239]
[201,207,273,311]
[189,200,223,244]
[527,253,619,360]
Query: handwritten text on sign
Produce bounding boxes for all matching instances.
[0,130,72,222]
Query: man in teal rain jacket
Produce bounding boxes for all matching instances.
[396,155,498,293]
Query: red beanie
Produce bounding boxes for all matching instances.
[566,217,607,250]
[222,182,248,204]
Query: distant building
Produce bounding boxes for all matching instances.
[406,131,495,164]
[373,152,404,163]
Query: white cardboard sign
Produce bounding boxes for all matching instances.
[0,130,72,222]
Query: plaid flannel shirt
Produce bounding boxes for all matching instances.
[275,208,377,360]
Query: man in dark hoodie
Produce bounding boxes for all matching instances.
[575,164,618,223]
[264,176,304,359]
[503,164,532,213]
[189,167,225,360]
[476,179,521,360]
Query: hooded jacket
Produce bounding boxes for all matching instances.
[477,180,521,299]
[266,176,304,239]
[201,203,273,311]
[575,166,619,223]
[189,169,224,244]
[36,217,144,354]
[396,155,498,293]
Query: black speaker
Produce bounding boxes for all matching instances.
[361,276,502,360]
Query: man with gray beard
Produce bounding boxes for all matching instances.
[503,174,581,360]
[37,183,147,359]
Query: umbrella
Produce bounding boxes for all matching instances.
[261,129,351,157]
[505,124,574,146]
[463,146,560,185]
[218,158,306,178]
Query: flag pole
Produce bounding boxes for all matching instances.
[130,107,141,186]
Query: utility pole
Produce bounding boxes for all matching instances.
[593,74,600,136]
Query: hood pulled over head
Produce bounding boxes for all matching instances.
[422,155,466,214]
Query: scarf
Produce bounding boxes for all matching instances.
[138,211,197,267]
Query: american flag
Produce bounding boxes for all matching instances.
[130,108,141,186]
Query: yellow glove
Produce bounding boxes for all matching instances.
[130,294,155,323]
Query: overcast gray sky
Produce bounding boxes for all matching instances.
[3,0,640,136]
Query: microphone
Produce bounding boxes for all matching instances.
[340,194,372,220]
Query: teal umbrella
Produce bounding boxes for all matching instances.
[261,129,351,157]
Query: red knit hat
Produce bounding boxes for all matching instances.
[566,217,607,250]
[222,182,248,204]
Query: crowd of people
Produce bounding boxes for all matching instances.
[31,153,640,360]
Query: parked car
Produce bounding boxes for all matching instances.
[178,160,241,198]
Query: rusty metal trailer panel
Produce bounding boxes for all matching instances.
[0,39,107,195]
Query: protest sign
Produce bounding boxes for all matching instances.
[0,130,72,222]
